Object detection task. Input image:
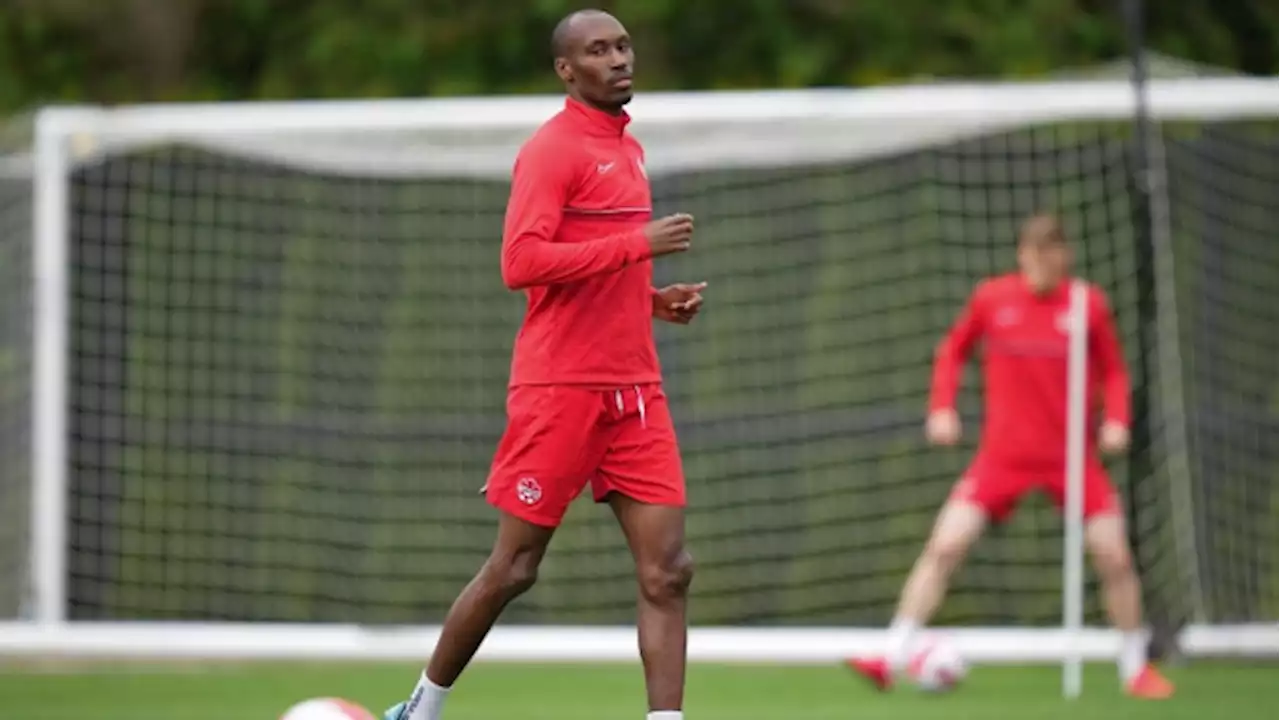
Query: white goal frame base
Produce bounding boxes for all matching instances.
[0,622,1273,663]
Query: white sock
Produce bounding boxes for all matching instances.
[647,712,682,720]
[886,617,920,673]
[404,671,450,720]
[1118,631,1147,682]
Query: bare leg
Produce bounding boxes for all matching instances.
[399,512,555,719]
[1084,513,1147,681]
[895,501,986,623]
[1084,514,1141,631]
[610,493,693,713]
[426,511,555,686]
[886,501,987,669]
[1086,513,1174,697]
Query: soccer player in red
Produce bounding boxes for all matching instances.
[384,10,703,720]
[847,214,1174,699]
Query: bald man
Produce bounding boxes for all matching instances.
[383,10,703,720]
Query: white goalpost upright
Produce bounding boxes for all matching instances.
[30,110,71,631]
[1062,279,1091,698]
[2,76,1277,666]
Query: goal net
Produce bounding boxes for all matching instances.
[1,78,1276,661]
[0,121,33,624]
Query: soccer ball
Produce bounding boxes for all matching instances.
[907,636,968,692]
[279,698,377,720]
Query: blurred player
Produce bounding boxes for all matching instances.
[383,9,703,720]
[847,214,1174,699]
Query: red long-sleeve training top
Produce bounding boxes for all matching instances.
[500,97,661,387]
[929,274,1130,465]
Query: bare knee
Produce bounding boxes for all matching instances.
[637,548,694,604]
[480,547,541,599]
[476,513,554,600]
[920,536,968,576]
[919,503,985,575]
[1090,535,1135,582]
[1086,515,1136,582]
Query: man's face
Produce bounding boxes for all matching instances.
[556,15,635,110]
[1018,236,1070,292]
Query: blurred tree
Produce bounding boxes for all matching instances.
[1,0,206,104]
[0,0,1275,108]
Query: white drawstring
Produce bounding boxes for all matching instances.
[613,387,646,428]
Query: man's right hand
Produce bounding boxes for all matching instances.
[926,409,962,446]
[644,213,694,256]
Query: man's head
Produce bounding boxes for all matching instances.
[1017,212,1071,293]
[551,10,634,113]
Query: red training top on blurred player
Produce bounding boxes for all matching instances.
[928,273,1130,465]
[500,97,660,387]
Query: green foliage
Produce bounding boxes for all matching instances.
[0,0,1275,110]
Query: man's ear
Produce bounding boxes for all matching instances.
[554,57,573,83]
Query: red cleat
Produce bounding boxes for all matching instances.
[846,656,894,691]
[1126,664,1175,699]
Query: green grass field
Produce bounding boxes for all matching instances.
[0,660,1274,720]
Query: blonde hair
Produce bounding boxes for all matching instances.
[1018,212,1067,246]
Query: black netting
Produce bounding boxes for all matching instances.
[0,156,33,620]
[61,119,1277,629]
[1165,121,1279,624]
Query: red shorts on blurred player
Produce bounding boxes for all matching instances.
[950,452,1121,523]
[484,383,686,528]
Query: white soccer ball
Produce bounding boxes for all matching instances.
[279,698,377,720]
[907,636,968,692]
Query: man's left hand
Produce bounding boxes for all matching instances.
[1099,420,1130,454]
[653,282,707,325]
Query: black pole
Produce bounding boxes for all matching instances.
[1120,0,1179,662]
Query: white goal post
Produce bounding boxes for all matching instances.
[5,76,1278,663]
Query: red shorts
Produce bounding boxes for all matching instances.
[949,452,1122,523]
[484,383,686,527]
